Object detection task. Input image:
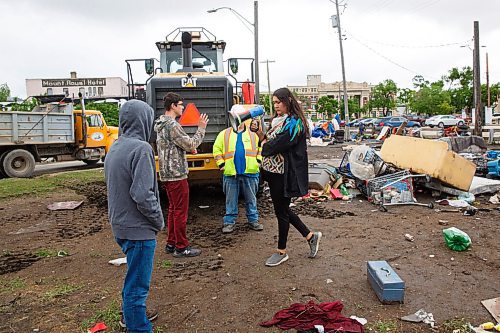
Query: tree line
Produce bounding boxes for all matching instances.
[312,66,499,119]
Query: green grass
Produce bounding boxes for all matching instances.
[43,283,81,300]
[34,249,58,258]
[80,300,121,332]
[440,318,469,333]
[0,169,103,199]
[368,319,398,332]
[158,259,172,269]
[0,277,26,293]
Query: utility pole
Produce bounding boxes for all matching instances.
[486,52,490,107]
[473,21,482,136]
[254,1,260,104]
[331,0,350,140]
[260,59,275,115]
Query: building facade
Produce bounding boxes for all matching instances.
[287,74,373,119]
[26,72,128,99]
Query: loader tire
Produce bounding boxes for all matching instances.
[2,149,36,178]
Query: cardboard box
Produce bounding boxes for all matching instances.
[380,136,476,191]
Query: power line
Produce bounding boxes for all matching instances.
[348,35,469,49]
[345,31,438,80]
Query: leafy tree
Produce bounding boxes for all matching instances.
[370,79,398,116]
[75,102,119,126]
[259,94,273,115]
[316,96,339,119]
[412,75,429,89]
[443,66,473,113]
[409,80,453,115]
[0,83,10,102]
[481,82,500,107]
[397,88,415,109]
[340,98,361,120]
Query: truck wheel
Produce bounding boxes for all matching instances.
[0,151,8,178]
[83,159,99,166]
[2,149,36,178]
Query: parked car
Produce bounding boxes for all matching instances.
[347,119,361,127]
[404,114,427,125]
[358,118,376,127]
[373,117,391,129]
[425,115,465,128]
[377,116,421,128]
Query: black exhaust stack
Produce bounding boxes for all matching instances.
[181,32,193,70]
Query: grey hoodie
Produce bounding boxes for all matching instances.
[104,100,164,240]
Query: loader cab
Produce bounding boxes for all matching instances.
[155,28,226,74]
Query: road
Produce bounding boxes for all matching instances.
[33,160,103,177]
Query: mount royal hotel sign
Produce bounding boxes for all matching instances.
[42,78,106,87]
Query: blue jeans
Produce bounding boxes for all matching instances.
[223,174,259,225]
[116,238,156,333]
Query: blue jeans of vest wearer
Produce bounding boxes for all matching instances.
[116,238,156,333]
[222,174,259,225]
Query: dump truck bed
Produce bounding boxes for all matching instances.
[0,103,75,146]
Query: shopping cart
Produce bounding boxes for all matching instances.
[366,170,434,211]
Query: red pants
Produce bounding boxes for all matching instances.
[163,179,189,249]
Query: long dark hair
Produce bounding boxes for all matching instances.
[273,87,309,137]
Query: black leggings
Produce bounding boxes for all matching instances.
[263,170,310,250]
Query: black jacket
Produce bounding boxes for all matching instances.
[261,116,308,198]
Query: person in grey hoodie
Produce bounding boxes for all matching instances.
[104,99,164,333]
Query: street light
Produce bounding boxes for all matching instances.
[208,1,260,104]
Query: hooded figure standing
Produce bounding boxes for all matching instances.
[104,100,164,333]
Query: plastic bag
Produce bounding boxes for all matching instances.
[442,227,471,251]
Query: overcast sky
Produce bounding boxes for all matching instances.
[1,0,498,98]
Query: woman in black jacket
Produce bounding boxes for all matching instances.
[252,87,322,267]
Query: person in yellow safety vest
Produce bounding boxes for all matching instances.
[213,114,264,234]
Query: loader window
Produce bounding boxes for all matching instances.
[161,44,220,73]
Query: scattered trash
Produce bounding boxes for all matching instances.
[404,233,415,242]
[436,199,470,208]
[401,309,435,328]
[198,205,210,209]
[57,250,69,257]
[108,257,127,266]
[380,135,475,191]
[463,207,478,216]
[429,255,435,258]
[458,192,476,204]
[443,227,472,251]
[326,279,333,284]
[87,322,107,333]
[47,201,83,211]
[481,297,500,323]
[489,193,500,204]
[260,300,365,332]
[349,316,367,325]
[438,220,449,225]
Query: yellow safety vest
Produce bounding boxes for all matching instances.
[213,127,262,176]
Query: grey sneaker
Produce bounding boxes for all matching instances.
[172,246,202,258]
[265,252,289,267]
[222,224,235,233]
[308,231,322,258]
[248,222,264,231]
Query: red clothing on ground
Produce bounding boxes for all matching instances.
[164,179,189,249]
[260,300,364,333]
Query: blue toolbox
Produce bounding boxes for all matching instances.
[367,261,405,304]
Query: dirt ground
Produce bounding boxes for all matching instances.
[0,145,499,333]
